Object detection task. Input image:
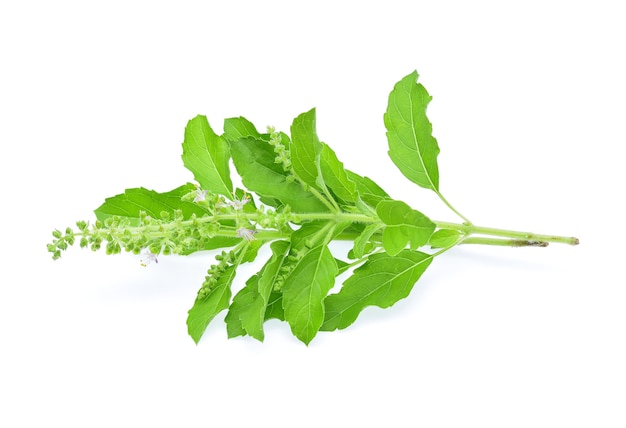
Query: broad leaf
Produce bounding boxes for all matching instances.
[385,71,440,192]
[290,108,323,189]
[335,258,351,276]
[321,250,433,331]
[223,116,261,140]
[377,199,436,256]
[187,264,238,344]
[229,136,329,212]
[264,291,285,321]
[181,115,233,199]
[94,184,206,224]
[320,143,357,203]
[281,245,338,345]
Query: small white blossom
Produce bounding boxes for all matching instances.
[140,249,159,267]
[228,194,251,210]
[194,189,208,202]
[236,227,256,242]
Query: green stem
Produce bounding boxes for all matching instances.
[307,186,340,212]
[435,221,579,246]
[73,211,578,249]
[461,237,549,247]
[435,191,472,225]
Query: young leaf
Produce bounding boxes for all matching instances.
[376,199,436,256]
[94,184,207,224]
[321,250,433,331]
[345,170,390,208]
[281,245,338,345]
[226,241,290,341]
[290,108,323,189]
[229,136,329,212]
[181,115,234,199]
[352,223,384,259]
[187,264,238,344]
[385,70,440,192]
[429,229,462,248]
[320,143,357,203]
[225,275,259,339]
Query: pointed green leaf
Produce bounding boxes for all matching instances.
[229,136,328,212]
[182,115,233,199]
[320,143,357,203]
[335,258,351,276]
[321,250,433,331]
[345,170,390,208]
[353,223,384,259]
[290,108,323,189]
[377,199,436,256]
[187,265,238,344]
[282,245,338,345]
[385,71,440,192]
[226,241,290,341]
[223,116,261,140]
[225,275,259,339]
[94,184,206,224]
[429,229,462,248]
[265,290,285,321]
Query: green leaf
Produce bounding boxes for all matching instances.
[429,229,462,248]
[385,70,440,192]
[94,184,207,224]
[376,199,436,256]
[321,250,433,331]
[187,265,238,344]
[290,108,323,189]
[281,245,338,345]
[225,275,258,339]
[229,136,329,212]
[226,241,290,341]
[181,115,233,199]
[223,116,261,140]
[264,290,285,321]
[320,143,357,203]
[345,170,390,208]
[335,258,351,276]
[352,223,384,259]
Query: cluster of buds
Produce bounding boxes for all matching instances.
[267,126,292,172]
[197,250,237,299]
[48,186,302,267]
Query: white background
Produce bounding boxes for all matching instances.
[1,1,624,426]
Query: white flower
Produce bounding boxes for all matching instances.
[140,249,159,267]
[236,227,256,242]
[194,189,208,202]
[228,194,250,210]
